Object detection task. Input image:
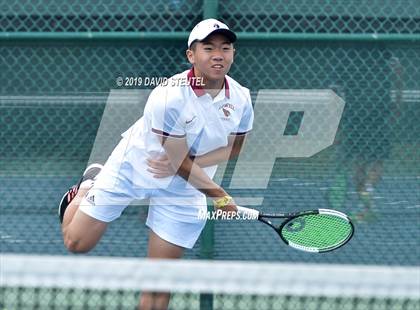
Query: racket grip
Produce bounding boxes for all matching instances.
[236,206,259,219]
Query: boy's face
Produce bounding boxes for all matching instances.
[187,33,235,83]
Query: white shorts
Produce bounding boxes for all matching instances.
[79,139,207,249]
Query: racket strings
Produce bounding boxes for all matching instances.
[281,214,353,250]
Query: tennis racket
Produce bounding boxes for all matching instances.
[237,206,354,253]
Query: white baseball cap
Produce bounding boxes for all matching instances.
[188,18,237,48]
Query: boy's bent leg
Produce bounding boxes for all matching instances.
[59,163,107,253]
[61,208,108,253]
[61,186,108,253]
[62,210,108,254]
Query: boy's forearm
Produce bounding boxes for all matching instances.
[191,146,235,168]
[176,157,227,198]
[192,135,245,167]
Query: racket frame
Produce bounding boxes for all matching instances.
[237,206,354,253]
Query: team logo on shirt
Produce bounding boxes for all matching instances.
[219,103,235,120]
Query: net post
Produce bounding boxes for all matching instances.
[199,208,215,259]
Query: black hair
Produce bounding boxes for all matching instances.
[189,41,198,51]
[188,38,234,51]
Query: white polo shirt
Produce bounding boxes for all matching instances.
[121,68,254,195]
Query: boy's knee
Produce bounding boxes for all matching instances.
[63,234,92,254]
[61,211,106,254]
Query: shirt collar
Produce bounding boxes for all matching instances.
[187,67,230,99]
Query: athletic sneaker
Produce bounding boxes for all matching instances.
[58,163,103,223]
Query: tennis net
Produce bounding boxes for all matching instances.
[1,254,419,310]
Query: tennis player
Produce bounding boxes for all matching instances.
[58,18,253,309]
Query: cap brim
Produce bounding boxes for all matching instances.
[193,29,237,46]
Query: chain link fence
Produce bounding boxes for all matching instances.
[1,0,419,33]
